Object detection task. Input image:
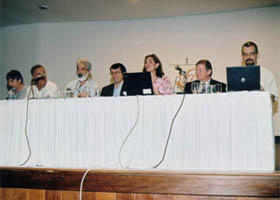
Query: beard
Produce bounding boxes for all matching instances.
[245,59,255,66]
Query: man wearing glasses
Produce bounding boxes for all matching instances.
[101,63,127,97]
[241,41,278,103]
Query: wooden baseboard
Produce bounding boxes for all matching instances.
[1,167,279,198]
[1,188,280,200]
[276,136,280,170]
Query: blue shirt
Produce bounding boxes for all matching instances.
[113,82,123,97]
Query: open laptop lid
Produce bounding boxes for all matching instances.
[123,72,154,96]
[226,66,260,92]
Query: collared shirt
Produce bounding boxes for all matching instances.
[7,86,28,100]
[260,66,278,100]
[29,80,59,99]
[199,79,211,86]
[199,79,211,93]
[66,79,96,97]
[113,81,123,97]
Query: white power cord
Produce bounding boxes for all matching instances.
[79,168,91,200]
[153,94,186,168]
[19,87,33,166]
[118,95,140,168]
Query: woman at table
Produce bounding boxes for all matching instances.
[143,54,173,95]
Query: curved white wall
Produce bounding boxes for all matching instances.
[1,6,279,134]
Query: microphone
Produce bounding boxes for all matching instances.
[7,89,13,100]
[31,74,46,85]
[7,84,12,91]
[175,65,182,72]
[175,65,186,75]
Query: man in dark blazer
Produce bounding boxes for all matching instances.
[101,63,127,96]
[184,59,226,94]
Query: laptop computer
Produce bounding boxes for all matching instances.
[123,72,154,96]
[226,66,260,92]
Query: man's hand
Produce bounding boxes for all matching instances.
[271,95,278,114]
[153,87,160,95]
[78,92,89,98]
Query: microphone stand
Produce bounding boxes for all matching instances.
[174,66,187,94]
[30,80,36,99]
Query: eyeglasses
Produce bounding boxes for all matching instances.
[242,52,257,56]
[111,71,122,75]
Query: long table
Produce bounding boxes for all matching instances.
[0,92,275,171]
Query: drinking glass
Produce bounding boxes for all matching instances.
[191,82,199,94]
[215,84,222,93]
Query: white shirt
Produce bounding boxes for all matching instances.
[260,66,278,99]
[199,79,211,86]
[66,79,96,97]
[113,81,123,97]
[29,80,59,99]
[198,79,211,93]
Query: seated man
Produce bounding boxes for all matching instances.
[30,64,59,98]
[241,41,278,102]
[101,63,127,97]
[66,58,96,97]
[184,59,226,94]
[6,70,28,99]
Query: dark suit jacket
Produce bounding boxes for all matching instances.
[101,83,126,97]
[184,79,227,94]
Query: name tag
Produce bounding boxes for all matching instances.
[143,89,152,94]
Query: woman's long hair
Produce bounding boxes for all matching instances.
[143,54,164,78]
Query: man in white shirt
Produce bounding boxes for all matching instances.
[66,58,96,97]
[241,41,278,103]
[29,64,59,98]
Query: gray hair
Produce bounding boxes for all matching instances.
[76,58,92,71]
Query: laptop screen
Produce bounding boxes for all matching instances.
[226,66,260,92]
[123,72,154,96]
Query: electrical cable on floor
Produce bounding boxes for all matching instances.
[79,168,91,200]
[153,94,186,169]
[19,87,33,166]
[118,95,140,168]
[80,96,140,199]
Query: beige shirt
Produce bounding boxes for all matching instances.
[66,79,96,97]
[260,66,278,100]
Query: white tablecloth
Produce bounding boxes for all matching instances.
[0,92,275,171]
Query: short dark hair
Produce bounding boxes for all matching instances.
[6,70,24,84]
[196,59,213,77]
[242,41,259,54]
[31,64,45,76]
[110,63,127,74]
[143,54,164,78]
